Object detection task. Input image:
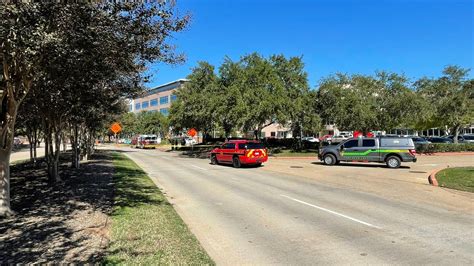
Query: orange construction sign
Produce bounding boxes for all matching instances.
[187,128,197,137]
[110,122,122,134]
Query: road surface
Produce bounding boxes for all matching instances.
[110,147,474,265]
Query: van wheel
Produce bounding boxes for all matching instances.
[323,154,336,165]
[211,155,218,165]
[386,156,401,168]
[233,156,241,168]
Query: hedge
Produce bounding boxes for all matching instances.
[415,143,474,153]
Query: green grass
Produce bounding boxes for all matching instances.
[272,149,318,157]
[436,167,474,193]
[105,152,214,265]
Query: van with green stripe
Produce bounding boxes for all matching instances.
[318,137,417,168]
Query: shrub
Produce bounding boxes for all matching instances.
[416,143,474,153]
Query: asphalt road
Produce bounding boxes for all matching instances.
[112,147,473,265]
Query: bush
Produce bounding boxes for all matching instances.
[416,143,474,153]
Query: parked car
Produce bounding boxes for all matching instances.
[411,136,431,145]
[330,135,350,144]
[183,137,197,146]
[131,134,161,149]
[427,137,453,144]
[302,137,320,143]
[318,137,417,168]
[210,140,268,167]
[448,135,474,143]
[319,134,333,143]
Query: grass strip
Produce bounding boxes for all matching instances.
[436,167,474,193]
[104,152,214,265]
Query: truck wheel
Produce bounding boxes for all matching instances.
[211,155,218,165]
[323,154,336,165]
[386,156,401,168]
[233,156,241,168]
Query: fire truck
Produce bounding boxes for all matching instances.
[131,134,161,149]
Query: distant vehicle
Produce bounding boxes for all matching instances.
[182,137,197,146]
[302,137,320,143]
[318,137,417,168]
[448,135,474,143]
[13,137,22,146]
[338,131,353,137]
[210,140,268,168]
[319,134,333,143]
[331,135,350,144]
[410,136,431,145]
[427,137,453,144]
[131,134,161,149]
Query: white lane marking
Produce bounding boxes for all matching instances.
[421,164,438,166]
[191,164,207,171]
[280,194,381,229]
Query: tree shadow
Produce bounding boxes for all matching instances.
[0,151,114,264]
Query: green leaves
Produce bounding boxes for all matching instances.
[169,54,314,138]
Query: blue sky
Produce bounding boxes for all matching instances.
[145,0,473,89]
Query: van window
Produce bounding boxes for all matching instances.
[343,140,358,148]
[362,139,376,147]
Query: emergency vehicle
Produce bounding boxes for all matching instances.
[210,140,268,168]
[318,136,417,168]
[131,134,161,149]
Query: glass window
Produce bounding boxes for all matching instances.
[362,139,376,147]
[141,101,149,109]
[238,143,264,149]
[129,105,132,112]
[160,108,169,116]
[224,143,235,149]
[160,96,169,105]
[343,139,358,148]
[150,99,158,107]
[171,94,177,102]
[135,103,141,110]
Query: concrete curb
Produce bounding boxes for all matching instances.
[428,168,445,186]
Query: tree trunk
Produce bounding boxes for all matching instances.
[53,128,61,182]
[0,149,13,217]
[33,129,37,166]
[453,125,461,144]
[28,134,33,162]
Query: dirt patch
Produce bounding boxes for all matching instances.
[0,151,114,264]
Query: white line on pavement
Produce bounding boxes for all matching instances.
[280,194,382,229]
[191,164,207,171]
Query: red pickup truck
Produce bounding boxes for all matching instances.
[210,140,268,168]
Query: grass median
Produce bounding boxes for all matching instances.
[436,167,474,193]
[105,152,214,265]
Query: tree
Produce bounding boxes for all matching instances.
[0,3,45,216]
[0,1,189,216]
[170,61,219,141]
[416,66,473,142]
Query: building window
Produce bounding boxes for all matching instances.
[270,132,276,137]
[142,101,149,109]
[160,96,169,105]
[135,103,141,110]
[150,98,158,107]
[129,105,132,112]
[160,108,169,116]
[171,94,177,102]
